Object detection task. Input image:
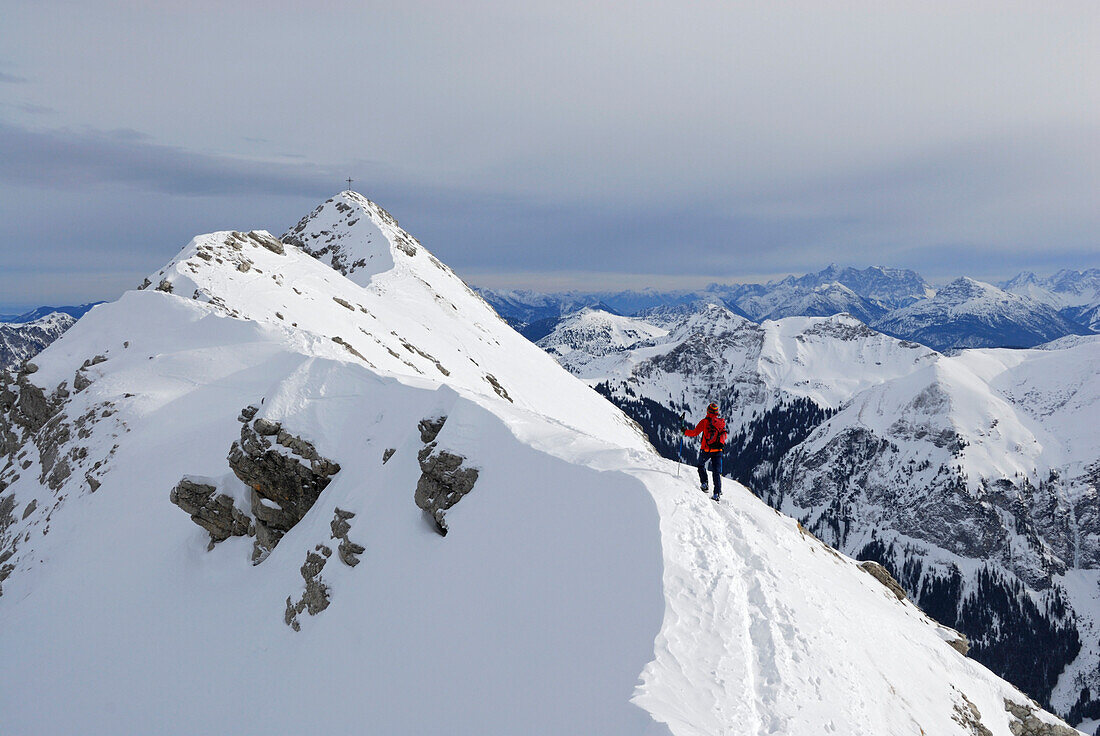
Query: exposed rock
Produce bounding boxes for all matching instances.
[169,479,253,549]
[284,546,332,631]
[330,507,364,566]
[859,560,908,600]
[1003,700,1078,736]
[382,448,396,464]
[253,418,281,436]
[948,631,971,656]
[12,375,55,433]
[951,693,993,736]
[330,507,353,539]
[330,336,370,363]
[484,373,512,402]
[21,498,36,520]
[156,279,174,293]
[415,445,478,537]
[246,231,285,255]
[36,414,73,491]
[73,371,93,393]
[418,415,447,444]
[228,412,340,558]
[333,297,355,311]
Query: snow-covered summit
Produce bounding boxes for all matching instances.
[282,190,448,288]
[536,308,668,374]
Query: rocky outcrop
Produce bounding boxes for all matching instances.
[0,493,16,596]
[859,560,907,600]
[171,406,341,562]
[169,479,253,549]
[952,693,993,736]
[414,415,478,537]
[284,545,332,631]
[1004,700,1079,736]
[228,406,341,560]
[330,507,364,567]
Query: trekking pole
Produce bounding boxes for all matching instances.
[676,412,685,478]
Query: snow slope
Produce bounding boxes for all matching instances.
[0,192,1079,735]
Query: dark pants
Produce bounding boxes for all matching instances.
[697,451,722,493]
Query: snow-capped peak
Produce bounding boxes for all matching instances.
[282,190,453,288]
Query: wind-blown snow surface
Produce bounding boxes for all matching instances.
[0,193,1078,734]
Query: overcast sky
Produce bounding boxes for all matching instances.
[1,1,1098,310]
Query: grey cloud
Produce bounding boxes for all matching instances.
[0,72,27,83]
[0,121,352,197]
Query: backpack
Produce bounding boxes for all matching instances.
[706,417,728,452]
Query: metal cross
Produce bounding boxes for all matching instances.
[346,177,353,189]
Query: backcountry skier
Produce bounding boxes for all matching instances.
[683,403,728,501]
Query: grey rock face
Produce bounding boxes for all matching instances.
[285,545,332,631]
[415,447,478,537]
[483,374,512,402]
[412,414,479,536]
[169,479,253,549]
[948,632,971,656]
[951,693,993,736]
[859,560,907,600]
[1004,700,1079,736]
[418,416,447,444]
[228,410,341,558]
[0,493,15,595]
[171,406,341,562]
[330,507,365,567]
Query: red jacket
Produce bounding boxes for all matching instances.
[686,416,727,453]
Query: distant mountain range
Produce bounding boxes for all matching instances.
[478,265,1099,350]
[0,304,102,372]
[0,303,102,324]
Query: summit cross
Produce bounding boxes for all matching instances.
[346,177,353,189]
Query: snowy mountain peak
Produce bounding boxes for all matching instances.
[282,190,450,287]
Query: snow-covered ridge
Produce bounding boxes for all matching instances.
[0,193,1082,734]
